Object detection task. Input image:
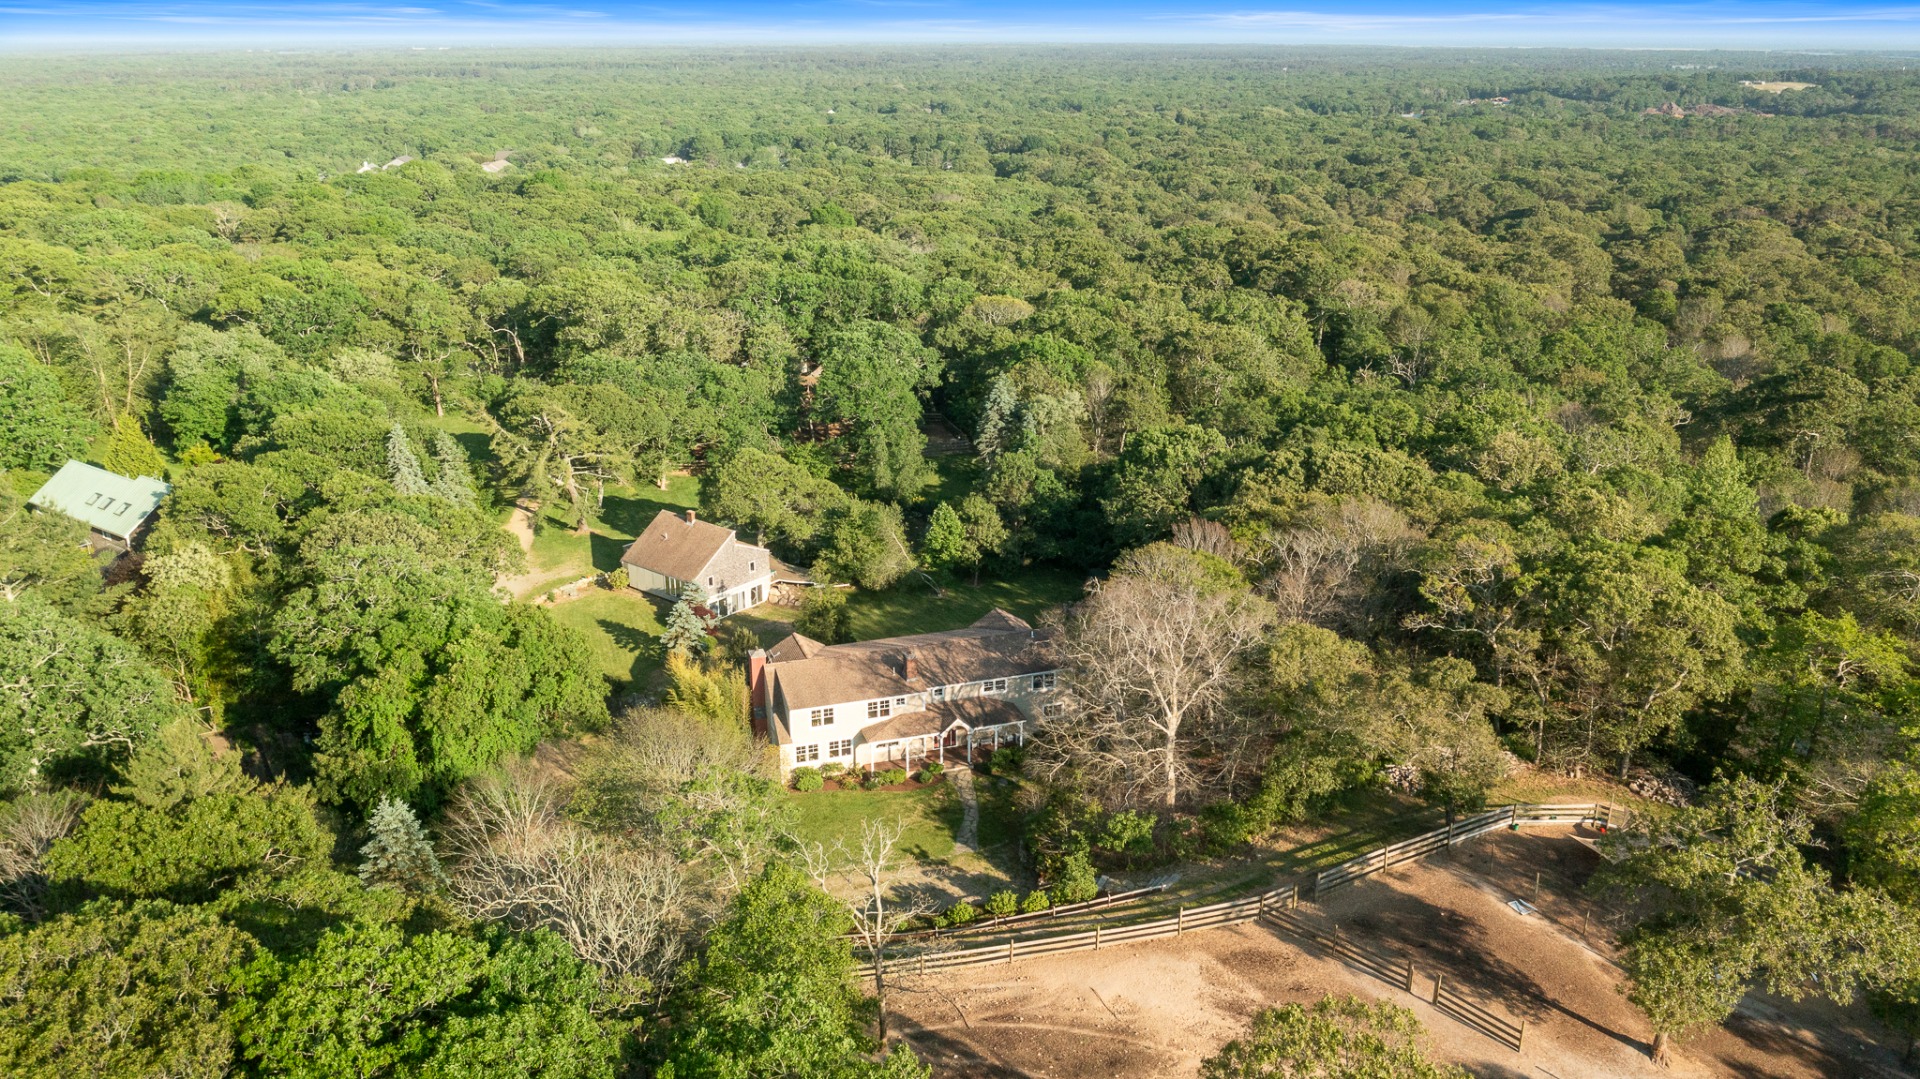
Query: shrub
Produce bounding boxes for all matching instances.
[984,890,1020,918]
[943,901,978,927]
[1098,810,1157,860]
[862,774,884,791]
[790,767,823,792]
[819,761,846,778]
[604,566,630,590]
[1199,801,1254,853]
[876,768,908,787]
[985,745,1025,776]
[918,760,945,777]
[1020,890,1051,914]
[913,766,943,784]
[1048,851,1099,905]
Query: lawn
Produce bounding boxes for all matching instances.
[523,475,702,577]
[844,564,1086,639]
[785,784,965,864]
[546,588,670,689]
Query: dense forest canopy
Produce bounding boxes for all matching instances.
[5,44,1920,1075]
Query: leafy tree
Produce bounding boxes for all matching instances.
[0,899,256,1079]
[0,344,93,471]
[1200,996,1469,1079]
[702,447,850,552]
[0,600,181,794]
[359,796,446,893]
[658,861,928,1078]
[921,501,967,576]
[955,494,1009,585]
[1100,423,1226,549]
[1593,776,1918,1065]
[810,320,941,499]
[0,489,100,610]
[816,500,913,590]
[794,586,851,644]
[99,413,167,479]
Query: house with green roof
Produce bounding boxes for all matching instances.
[28,460,170,551]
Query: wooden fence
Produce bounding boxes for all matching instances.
[1433,973,1525,1052]
[872,883,1298,976]
[1261,905,1412,993]
[1314,803,1615,896]
[893,884,1168,941]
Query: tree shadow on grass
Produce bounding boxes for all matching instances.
[597,617,664,686]
[589,532,630,573]
[599,488,694,538]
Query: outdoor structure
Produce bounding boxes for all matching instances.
[749,608,1063,777]
[618,509,775,617]
[28,459,170,551]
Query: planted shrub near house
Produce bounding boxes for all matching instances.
[791,766,823,792]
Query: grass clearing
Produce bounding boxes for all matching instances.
[786,783,964,863]
[546,588,670,689]
[845,564,1085,639]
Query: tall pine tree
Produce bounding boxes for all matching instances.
[386,423,429,496]
[359,795,446,892]
[428,429,477,505]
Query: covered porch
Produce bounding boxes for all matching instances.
[856,697,1030,773]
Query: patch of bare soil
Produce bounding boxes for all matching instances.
[889,832,1912,1079]
[494,502,545,598]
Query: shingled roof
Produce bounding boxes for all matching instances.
[620,510,766,585]
[766,609,1053,713]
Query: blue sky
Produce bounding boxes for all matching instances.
[6,0,1920,51]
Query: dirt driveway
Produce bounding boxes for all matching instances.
[889,833,1909,1079]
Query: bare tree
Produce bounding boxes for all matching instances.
[442,766,690,994]
[0,791,86,921]
[1034,543,1272,808]
[803,818,938,1046]
[1170,516,1240,563]
[1258,497,1418,632]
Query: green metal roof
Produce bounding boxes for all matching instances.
[29,460,170,540]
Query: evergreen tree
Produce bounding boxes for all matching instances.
[386,423,429,496]
[661,583,712,656]
[99,414,167,480]
[359,795,446,892]
[976,376,1018,463]
[428,429,477,505]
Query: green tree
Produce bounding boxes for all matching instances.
[1100,423,1226,549]
[0,601,181,794]
[1200,996,1469,1079]
[428,428,478,505]
[385,422,429,497]
[811,320,941,500]
[1593,776,1917,1065]
[921,502,967,576]
[0,899,255,1079]
[794,586,851,644]
[956,494,1009,585]
[99,413,167,480]
[0,489,101,611]
[662,583,713,656]
[659,862,928,1078]
[816,500,913,591]
[0,344,93,471]
[359,796,446,893]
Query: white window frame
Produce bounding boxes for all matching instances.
[983,678,1008,694]
[795,744,819,763]
[807,707,831,728]
[867,699,892,719]
[1031,672,1056,691]
[828,739,852,758]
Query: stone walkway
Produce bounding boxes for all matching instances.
[950,766,981,853]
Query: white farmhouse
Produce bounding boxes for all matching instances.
[749,609,1062,777]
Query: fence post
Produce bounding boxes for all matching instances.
[1432,972,1444,1005]
[1007,939,1015,965]
[1517,1019,1526,1052]
[1404,959,1415,993]
[1177,906,1185,935]
[1094,924,1101,950]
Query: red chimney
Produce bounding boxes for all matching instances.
[902,649,919,681]
[747,648,767,726]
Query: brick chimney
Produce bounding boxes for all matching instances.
[684,509,697,524]
[902,648,919,681]
[747,648,767,724]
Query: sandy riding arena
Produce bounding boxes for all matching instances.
[890,829,1908,1079]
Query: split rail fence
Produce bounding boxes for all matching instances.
[873,883,1298,976]
[1313,802,1617,896]
[1433,973,1526,1052]
[1261,905,1412,993]
[892,884,1168,941]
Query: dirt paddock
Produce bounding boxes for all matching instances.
[890,829,1910,1079]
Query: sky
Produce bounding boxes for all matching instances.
[5,0,1920,51]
